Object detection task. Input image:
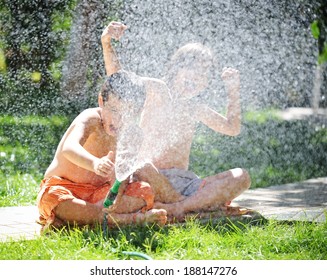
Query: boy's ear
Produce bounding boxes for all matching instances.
[98,93,104,107]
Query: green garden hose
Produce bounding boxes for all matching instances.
[102,180,152,260]
[122,251,153,260]
[102,179,121,234]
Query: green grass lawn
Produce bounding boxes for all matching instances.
[0,218,326,260]
[0,172,40,207]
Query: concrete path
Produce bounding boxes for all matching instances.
[0,177,326,242]
[0,205,41,242]
[233,177,327,223]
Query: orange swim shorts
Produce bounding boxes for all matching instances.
[37,176,154,227]
[37,176,111,227]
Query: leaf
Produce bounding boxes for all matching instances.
[318,43,327,65]
[311,20,320,39]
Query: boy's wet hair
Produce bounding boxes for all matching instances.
[164,42,214,89]
[169,43,213,69]
[100,70,146,109]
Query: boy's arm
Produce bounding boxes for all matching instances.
[101,21,169,105]
[196,67,241,136]
[61,110,115,178]
[101,21,127,76]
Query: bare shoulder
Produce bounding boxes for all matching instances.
[140,77,171,101]
[141,76,167,90]
[71,107,102,130]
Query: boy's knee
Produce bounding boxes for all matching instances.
[135,161,159,178]
[231,168,251,189]
[240,168,251,189]
[113,196,145,214]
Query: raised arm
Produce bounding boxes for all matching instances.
[196,67,241,136]
[101,21,127,76]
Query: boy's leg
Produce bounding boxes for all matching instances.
[154,168,251,218]
[106,209,167,227]
[199,168,251,210]
[107,180,153,214]
[109,195,146,213]
[54,198,103,226]
[134,163,184,203]
[54,198,167,227]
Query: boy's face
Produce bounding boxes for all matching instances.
[101,96,138,137]
[173,65,209,99]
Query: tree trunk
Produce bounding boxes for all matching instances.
[61,0,106,99]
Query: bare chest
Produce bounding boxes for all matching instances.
[83,131,117,157]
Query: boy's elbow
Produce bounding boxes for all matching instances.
[228,118,241,136]
[61,143,75,158]
[61,148,71,159]
[228,131,240,137]
[228,125,241,136]
[234,126,241,136]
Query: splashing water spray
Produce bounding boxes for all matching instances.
[102,124,143,209]
[103,125,142,210]
[102,125,152,260]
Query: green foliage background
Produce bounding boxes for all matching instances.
[0,0,77,115]
[0,0,326,116]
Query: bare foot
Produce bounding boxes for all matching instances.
[135,209,167,226]
[38,216,67,234]
[153,201,185,219]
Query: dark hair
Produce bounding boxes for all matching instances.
[164,43,214,89]
[100,70,146,109]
